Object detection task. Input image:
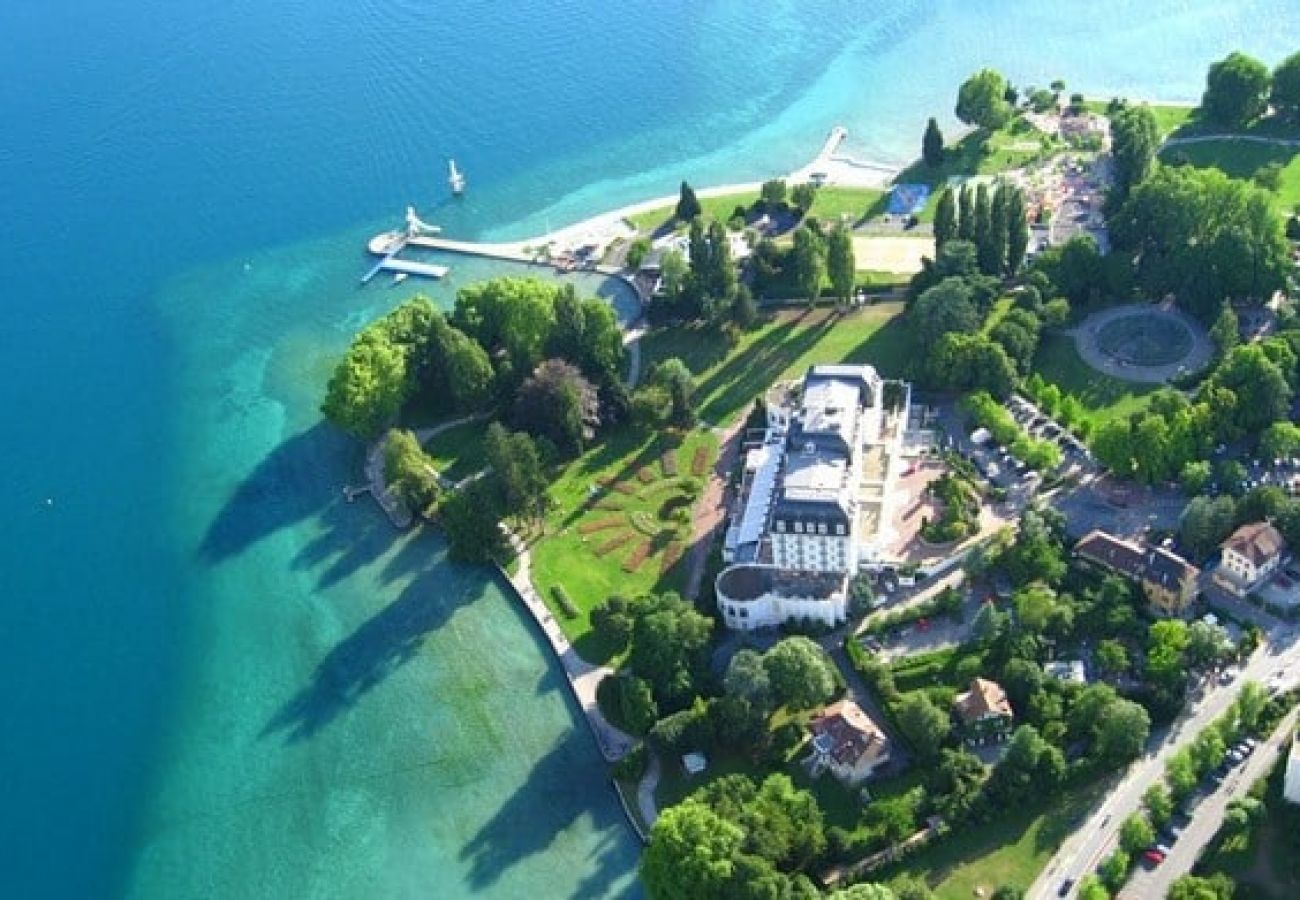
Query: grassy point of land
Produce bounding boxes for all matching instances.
[1032,332,1157,430]
[882,782,1104,900]
[1082,100,1196,140]
[529,425,719,661]
[625,187,887,235]
[1159,139,1300,216]
[624,190,761,233]
[421,420,488,482]
[641,304,913,427]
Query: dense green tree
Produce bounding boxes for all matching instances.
[1168,873,1236,900]
[1098,849,1130,892]
[725,649,774,711]
[730,283,758,329]
[890,874,935,900]
[956,69,1014,130]
[984,184,1009,276]
[1180,459,1213,495]
[1111,166,1291,321]
[642,801,743,900]
[1236,680,1269,732]
[896,692,951,759]
[660,248,687,301]
[322,331,410,438]
[591,595,635,650]
[957,186,975,242]
[762,637,837,710]
[829,885,897,900]
[934,188,958,249]
[1120,812,1155,853]
[827,226,856,305]
[1203,344,1292,435]
[1144,783,1174,827]
[1186,620,1232,669]
[626,592,713,708]
[972,184,994,274]
[438,325,495,411]
[791,182,818,214]
[453,277,559,376]
[760,178,788,210]
[1201,51,1272,127]
[1273,51,1300,120]
[912,277,979,346]
[923,117,945,167]
[926,332,1017,397]
[1001,508,1067,587]
[1109,104,1160,205]
[1095,639,1130,678]
[1034,234,1104,306]
[932,748,988,823]
[1180,494,1238,559]
[383,429,441,514]
[791,225,826,305]
[990,309,1041,372]
[648,357,696,426]
[483,422,547,519]
[599,673,658,736]
[1147,619,1190,690]
[511,359,599,456]
[1076,875,1109,900]
[1005,186,1028,275]
[439,477,509,563]
[1210,304,1240,359]
[676,181,702,222]
[985,725,1065,805]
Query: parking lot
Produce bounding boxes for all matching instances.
[1255,563,1300,615]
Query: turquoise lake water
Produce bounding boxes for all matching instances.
[1,1,1296,897]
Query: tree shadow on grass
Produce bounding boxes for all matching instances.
[459,729,635,891]
[199,423,354,563]
[261,539,474,743]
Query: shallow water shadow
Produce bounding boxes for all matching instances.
[261,554,474,742]
[291,496,432,590]
[460,730,631,890]
[199,423,353,563]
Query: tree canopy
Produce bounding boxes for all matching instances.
[1201,51,1272,127]
[956,69,1013,130]
[1273,51,1300,120]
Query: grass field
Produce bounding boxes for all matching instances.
[1082,100,1196,140]
[878,782,1103,900]
[421,420,487,482]
[1159,138,1300,216]
[1032,332,1157,430]
[529,425,718,661]
[640,303,914,427]
[624,187,886,234]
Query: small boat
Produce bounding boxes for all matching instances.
[392,272,408,286]
[448,158,466,196]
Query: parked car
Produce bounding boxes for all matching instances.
[1143,848,1166,864]
[1057,878,1075,897]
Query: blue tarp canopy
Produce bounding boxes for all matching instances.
[887,183,931,215]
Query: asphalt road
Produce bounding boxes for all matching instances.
[1122,707,1297,899]
[1028,625,1300,900]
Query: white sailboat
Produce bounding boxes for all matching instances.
[448,158,466,196]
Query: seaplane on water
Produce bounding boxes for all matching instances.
[448,158,466,196]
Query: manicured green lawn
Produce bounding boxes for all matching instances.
[1159,138,1300,216]
[809,187,887,226]
[624,189,761,233]
[1032,332,1157,430]
[880,782,1103,900]
[1082,100,1195,139]
[421,420,487,482]
[640,304,913,427]
[529,425,718,662]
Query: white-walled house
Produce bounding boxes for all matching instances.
[1219,522,1287,595]
[807,699,893,784]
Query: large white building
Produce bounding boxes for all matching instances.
[717,364,907,631]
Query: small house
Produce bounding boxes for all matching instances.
[1074,529,1200,617]
[1220,522,1287,595]
[807,700,893,784]
[953,678,1013,744]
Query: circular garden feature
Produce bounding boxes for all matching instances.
[1094,311,1194,367]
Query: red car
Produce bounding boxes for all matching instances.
[1143,848,1165,865]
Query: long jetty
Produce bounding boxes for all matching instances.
[361,233,450,284]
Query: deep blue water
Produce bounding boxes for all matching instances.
[1,1,1296,897]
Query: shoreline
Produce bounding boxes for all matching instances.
[372,125,903,265]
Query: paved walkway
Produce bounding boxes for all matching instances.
[1068,302,1214,385]
[1163,133,1300,149]
[637,751,662,829]
[685,420,745,599]
[500,530,635,762]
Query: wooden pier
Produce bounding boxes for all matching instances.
[361,231,449,284]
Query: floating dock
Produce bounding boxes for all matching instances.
[361,231,449,284]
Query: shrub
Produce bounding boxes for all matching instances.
[612,743,647,781]
[552,585,579,618]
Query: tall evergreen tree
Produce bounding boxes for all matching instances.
[1005,186,1029,276]
[1109,105,1160,206]
[792,226,826,306]
[973,184,994,275]
[922,117,945,168]
[826,226,856,306]
[986,184,1010,277]
[675,180,702,222]
[934,188,958,249]
[957,186,975,242]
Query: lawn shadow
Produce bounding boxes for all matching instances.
[261,538,473,742]
[843,309,920,379]
[459,729,630,890]
[199,423,353,563]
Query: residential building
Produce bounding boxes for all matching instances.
[1044,660,1087,685]
[1074,529,1200,617]
[953,678,1013,744]
[1219,521,1287,595]
[716,364,910,631]
[807,699,893,784]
